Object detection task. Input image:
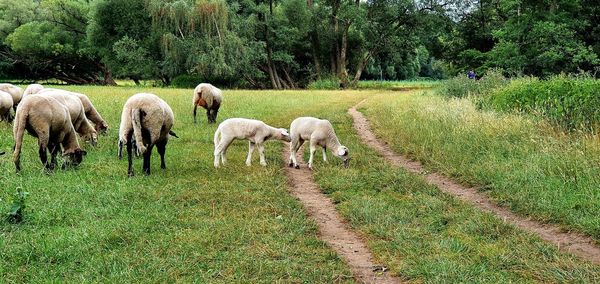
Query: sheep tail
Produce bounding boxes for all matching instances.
[12,108,27,161]
[131,108,147,154]
[169,130,179,138]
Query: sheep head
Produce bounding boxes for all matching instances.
[63,148,87,168]
[277,128,291,142]
[336,146,350,167]
[96,121,109,135]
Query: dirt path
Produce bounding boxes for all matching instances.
[283,147,402,284]
[349,100,600,265]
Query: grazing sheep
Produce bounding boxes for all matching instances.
[37,88,109,134]
[42,90,98,146]
[0,83,23,110]
[193,83,222,124]
[118,93,175,176]
[13,95,87,172]
[23,83,44,98]
[0,90,14,121]
[289,117,349,170]
[213,118,291,168]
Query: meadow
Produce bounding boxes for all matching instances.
[1,87,600,282]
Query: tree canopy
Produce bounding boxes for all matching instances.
[0,0,597,87]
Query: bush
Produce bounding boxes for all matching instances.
[307,77,340,90]
[486,75,600,131]
[440,69,508,98]
[171,74,201,88]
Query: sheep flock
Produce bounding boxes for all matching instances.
[2,82,349,175]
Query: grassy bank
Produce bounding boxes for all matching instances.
[361,91,600,243]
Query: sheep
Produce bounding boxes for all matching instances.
[0,83,23,111]
[0,90,14,121]
[22,83,44,98]
[13,95,87,172]
[213,118,291,168]
[288,117,349,170]
[193,83,222,124]
[42,90,98,147]
[36,87,109,134]
[118,93,175,176]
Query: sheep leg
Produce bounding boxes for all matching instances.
[246,142,255,166]
[39,144,49,171]
[13,144,21,173]
[193,105,198,124]
[206,109,211,124]
[142,144,154,176]
[258,143,267,166]
[48,143,59,171]
[157,140,167,170]
[290,139,303,169]
[308,140,317,170]
[322,146,328,162]
[221,138,235,166]
[127,138,134,177]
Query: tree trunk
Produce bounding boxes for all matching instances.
[338,23,350,88]
[307,0,321,78]
[98,62,117,86]
[351,51,372,87]
[330,0,340,75]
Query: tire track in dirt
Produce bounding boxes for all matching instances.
[283,146,402,284]
[349,99,600,265]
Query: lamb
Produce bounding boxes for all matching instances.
[13,95,87,172]
[213,118,291,168]
[118,93,175,176]
[193,83,222,124]
[36,87,109,134]
[0,83,23,110]
[42,90,98,147]
[288,117,349,170]
[22,83,44,98]
[0,90,14,121]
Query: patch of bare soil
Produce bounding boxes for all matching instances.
[283,146,402,284]
[349,100,600,265]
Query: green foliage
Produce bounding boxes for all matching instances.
[170,74,201,88]
[307,77,340,90]
[5,188,28,224]
[440,69,508,98]
[486,76,600,131]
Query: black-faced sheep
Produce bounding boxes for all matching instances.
[118,93,175,176]
[193,83,222,124]
[0,90,14,121]
[289,117,349,170]
[213,118,291,168]
[13,95,87,172]
[0,83,23,111]
[42,90,98,147]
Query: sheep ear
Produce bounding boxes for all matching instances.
[338,148,348,156]
[281,129,289,136]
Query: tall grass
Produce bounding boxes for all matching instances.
[440,70,508,98]
[362,92,600,243]
[485,75,600,132]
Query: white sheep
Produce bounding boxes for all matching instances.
[42,90,98,146]
[213,118,291,168]
[13,95,87,172]
[0,83,23,110]
[22,83,44,98]
[118,93,176,176]
[0,90,14,121]
[289,117,349,169]
[36,87,109,133]
[193,83,222,124]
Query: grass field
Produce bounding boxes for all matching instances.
[362,91,600,244]
[1,87,600,282]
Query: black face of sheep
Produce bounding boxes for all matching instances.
[62,149,86,169]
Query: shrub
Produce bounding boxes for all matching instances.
[5,188,28,224]
[307,77,340,90]
[440,69,508,98]
[486,75,600,131]
[171,74,201,88]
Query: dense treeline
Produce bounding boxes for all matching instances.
[0,0,597,88]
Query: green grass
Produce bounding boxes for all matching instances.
[361,91,600,244]
[1,87,599,282]
[357,80,440,90]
